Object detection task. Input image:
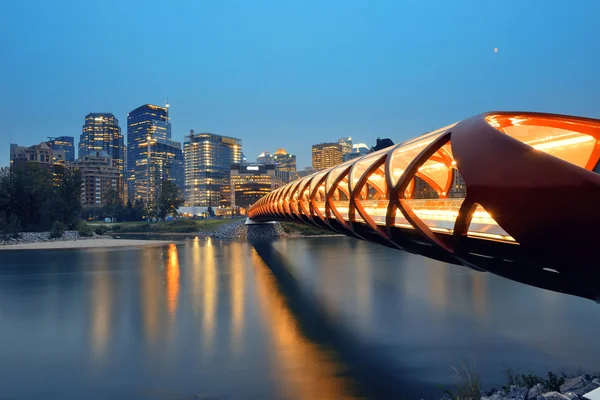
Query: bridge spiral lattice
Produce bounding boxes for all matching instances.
[248,112,600,302]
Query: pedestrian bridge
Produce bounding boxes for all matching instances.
[248,112,600,302]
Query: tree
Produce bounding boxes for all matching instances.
[132,199,147,221]
[156,180,184,220]
[102,187,121,221]
[0,163,82,232]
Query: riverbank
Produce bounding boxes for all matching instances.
[107,218,337,238]
[446,366,600,400]
[0,219,337,250]
[0,237,171,251]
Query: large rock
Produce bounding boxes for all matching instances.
[564,393,580,400]
[482,391,507,400]
[506,386,528,400]
[561,377,588,395]
[537,391,570,400]
[529,384,545,399]
[561,377,599,397]
[580,383,600,397]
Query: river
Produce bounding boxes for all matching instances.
[0,237,598,399]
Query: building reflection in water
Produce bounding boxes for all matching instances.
[203,237,217,352]
[141,248,161,345]
[426,258,448,311]
[229,242,245,352]
[166,244,180,319]
[90,251,112,363]
[472,272,488,319]
[250,248,356,400]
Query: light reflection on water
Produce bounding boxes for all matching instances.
[0,237,599,399]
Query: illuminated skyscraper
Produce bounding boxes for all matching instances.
[79,113,124,172]
[127,104,182,204]
[47,136,75,162]
[273,148,296,172]
[312,142,343,170]
[273,148,297,183]
[183,131,242,207]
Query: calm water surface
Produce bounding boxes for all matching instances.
[0,237,599,399]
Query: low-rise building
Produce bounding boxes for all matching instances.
[10,142,59,167]
[68,153,123,207]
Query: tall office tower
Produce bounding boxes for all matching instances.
[337,137,353,155]
[257,150,274,164]
[273,148,297,183]
[312,142,343,170]
[47,136,75,162]
[79,114,124,172]
[183,132,242,207]
[126,104,182,204]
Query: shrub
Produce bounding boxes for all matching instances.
[502,367,565,393]
[94,226,107,235]
[50,221,66,239]
[76,221,93,237]
[111,224,122,232]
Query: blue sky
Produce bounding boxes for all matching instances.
[1,0,600,168]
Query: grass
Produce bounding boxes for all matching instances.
[443,359,481,400]
[440,363,590,399]
[76,221,93,237]
[111,218,243,234]
[279,221,336,236]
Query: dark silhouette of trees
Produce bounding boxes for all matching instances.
[156,180,184,219]
[0,163,82,232]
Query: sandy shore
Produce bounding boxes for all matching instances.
[0,238,173,251]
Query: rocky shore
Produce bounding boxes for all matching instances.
[210,219,288,240]
[0,231,94,246]
[481,374,600,400]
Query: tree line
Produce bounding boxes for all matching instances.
[93,180,184,222]
[0,164,82,233]
[0,163,185,234]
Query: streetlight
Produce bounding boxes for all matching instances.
[146,135,152,211]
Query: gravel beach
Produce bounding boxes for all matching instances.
[0,238,171,251]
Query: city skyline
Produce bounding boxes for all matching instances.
[4,1,600,169]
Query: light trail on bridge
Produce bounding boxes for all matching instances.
[248,112,600,303]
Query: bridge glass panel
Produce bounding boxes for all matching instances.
[287,180,302,215]
[310,171,328,218]
[389,135,440,188]
[326,164,351,223]
[326,163,351,196]
[353,164,388,227]
[400,138,464,236]
[349,152,383,192]
[296,177,313,218]
[486,115,599,170]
